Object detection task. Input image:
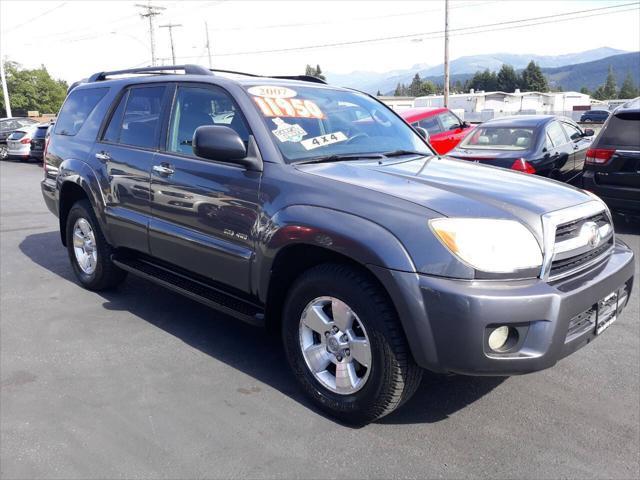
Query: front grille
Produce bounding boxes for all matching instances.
[550,239,612,278]
[544,204,614,281]
[554,213,608,242]
[565,306,596,342]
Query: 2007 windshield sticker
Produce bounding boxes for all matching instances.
[271,118,307,143]
[301,132,347,150]
[253,96,325,119]
[248,86,297,98]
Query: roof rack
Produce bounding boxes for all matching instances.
[88,64,213,83]
[209,68,327,84]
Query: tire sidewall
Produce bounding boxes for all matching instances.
[282,269,396,421]
[66,202,105,288]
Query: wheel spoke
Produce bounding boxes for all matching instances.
[331,299,353,332]
[335,361,358,393]
[302,304,332,334]
[78,219,91,236]
[304,344,331,373]
[349,338,371,368]
[73,231,85,248]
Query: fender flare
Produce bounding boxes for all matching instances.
[254,205,416,302]
[57,158,112,245]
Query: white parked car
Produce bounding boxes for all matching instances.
[6,124,38,161]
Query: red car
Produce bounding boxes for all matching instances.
[400,107,474,154]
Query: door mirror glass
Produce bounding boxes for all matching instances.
[583,128,595,137]
[414,126,429,141]
[193,125,247,162]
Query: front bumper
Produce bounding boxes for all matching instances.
[371,238,634,375]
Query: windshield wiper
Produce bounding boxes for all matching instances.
[381,150,430,157]
[296,153,385,165]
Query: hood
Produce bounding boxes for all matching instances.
[297,155,593,240]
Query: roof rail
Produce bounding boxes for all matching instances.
[209,68,327,84]
[88,64,213,83]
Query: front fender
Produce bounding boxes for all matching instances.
[57,158,112,244]
[254,205,416,302]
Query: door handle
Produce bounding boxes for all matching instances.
[95,151,111,161]
[153,164,175,176]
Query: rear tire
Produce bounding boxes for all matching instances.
[65,199,127,291]
[282,263,422,424]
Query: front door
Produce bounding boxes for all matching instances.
[545,120,574,180]
[561,120,592,180]
[148,84,261,293]
[93,83,170,253]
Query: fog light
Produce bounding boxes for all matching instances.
[488,326,510,351]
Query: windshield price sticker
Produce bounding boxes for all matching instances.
[248,86,297,98]
[271,118,307,143]
[253,97,325,119]
[301,132,348,150]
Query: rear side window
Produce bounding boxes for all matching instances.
[103,86,166,149]
[598,114,640,149]
[546,121,568,147]
[55,88,108,136]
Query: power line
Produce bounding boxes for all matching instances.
[4,2,67,33]
[169,2,639,59]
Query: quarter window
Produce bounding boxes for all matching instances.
[55,88,108,136]
[546,121,568,147]
[167,86,250,156]
[562,122,582,141]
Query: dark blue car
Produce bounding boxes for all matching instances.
[580,109,610,123]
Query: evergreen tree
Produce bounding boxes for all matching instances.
[579,86,590,95]
[303,64,325,81]
[592,86,606,101]
[394,83,402,96]
[496,64,519,92]
[602,66,617,99]
[452,80,463,93]
[619,71,638,99]
[409,73,423,96]
[314,64,326,81]
[376,90,382,96]
[520,61,548,92]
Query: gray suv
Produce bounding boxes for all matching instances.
[41,65,635,424]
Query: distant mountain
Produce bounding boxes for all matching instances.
[542,52,640,92]
[326,47,629,94]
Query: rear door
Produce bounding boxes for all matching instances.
[545,120,574,180]
[561,120,592,178]
[92,83,171,253]
[148,83,261,293]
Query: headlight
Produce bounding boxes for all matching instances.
[429,218,542,276]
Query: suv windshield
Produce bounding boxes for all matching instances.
[459,126,536,150]
[244,84,431,163]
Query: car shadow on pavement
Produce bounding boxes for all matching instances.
[19,230,505,426]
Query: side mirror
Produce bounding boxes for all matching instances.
[583,128,595,137]
[415,126,429,141]
[193,125,262,171]
[461,121,470,128]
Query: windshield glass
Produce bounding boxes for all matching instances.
[244,84,431,162]
[460,126,536,150]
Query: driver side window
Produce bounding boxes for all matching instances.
[438,111,460,131]
[167,86,250,155]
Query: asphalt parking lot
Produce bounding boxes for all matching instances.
[1,160,638,479]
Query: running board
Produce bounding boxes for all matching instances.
[111,255,265,327]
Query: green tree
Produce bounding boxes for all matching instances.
[0,61,68,116]
[468,69,498,91]
[496,64,519,92]
[520,61,548,92]
[376,90,382,96]
[592,85,606,100]
[303,64,325,81]
[408,73,423,96]
[618,71,638,99]
[579,86,590,95]
[602,66,617,99]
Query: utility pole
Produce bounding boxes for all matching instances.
[135,3,165,66]
[0,59,11,117]
[443,0,450,107]
[205,22,213,68]
[159,23,182,65]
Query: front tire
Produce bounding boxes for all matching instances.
[65,199,126,291]
[282,263,422,424]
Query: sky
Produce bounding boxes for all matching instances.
[1,0,639,83]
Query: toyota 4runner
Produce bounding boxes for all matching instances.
[42,65,635,424]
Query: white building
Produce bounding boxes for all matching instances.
[412,90,594,121]
[376,96,415,112]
